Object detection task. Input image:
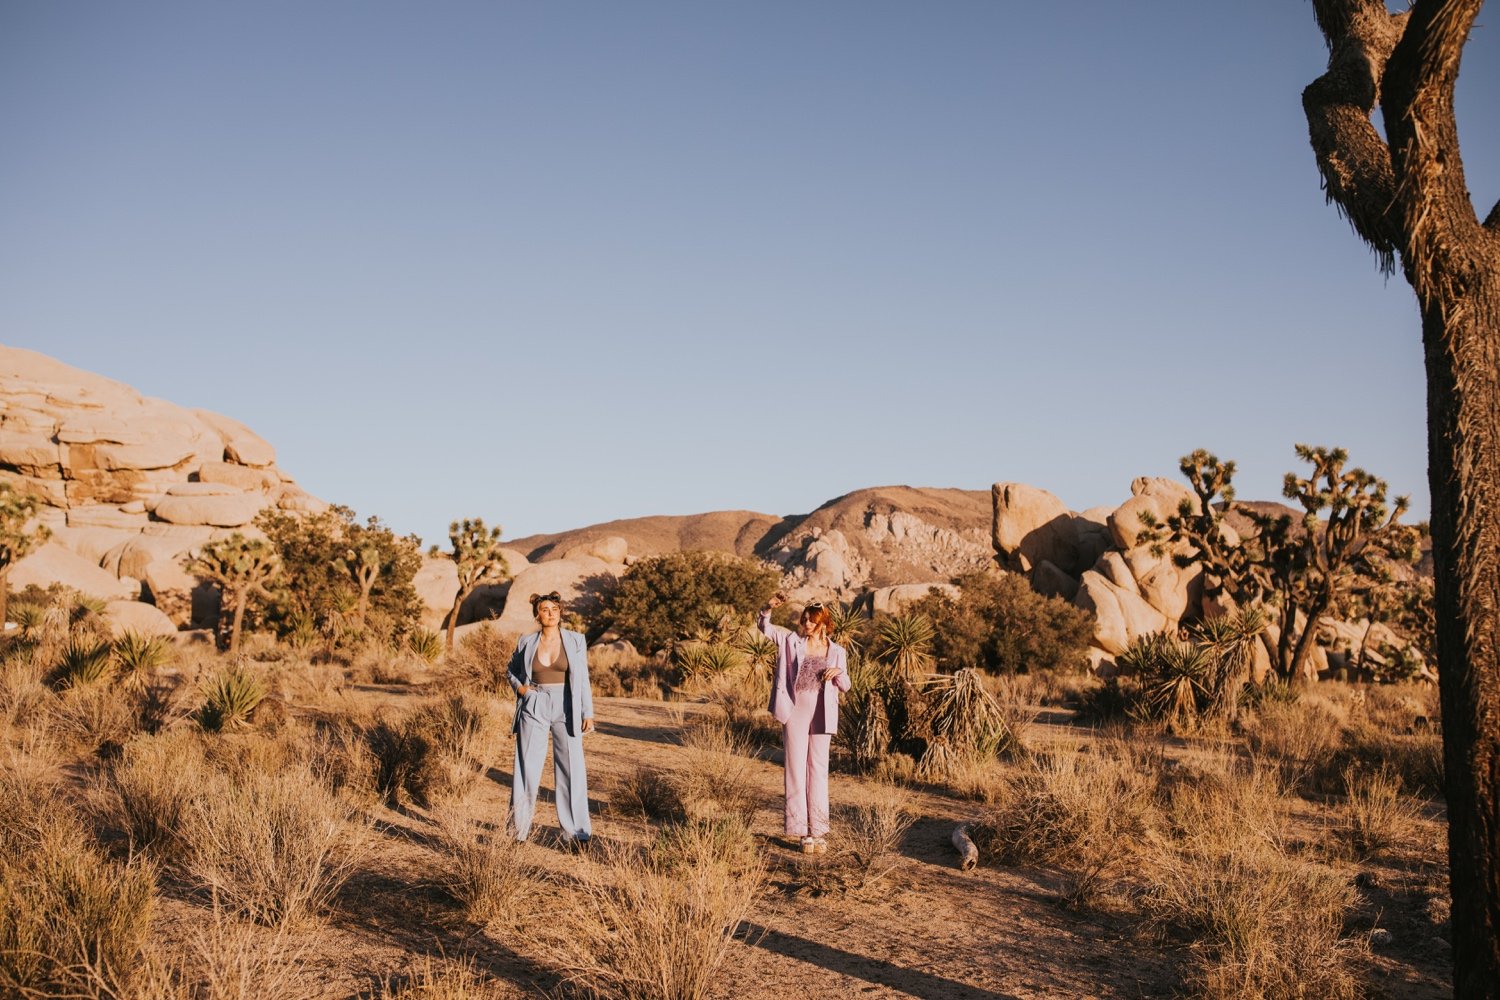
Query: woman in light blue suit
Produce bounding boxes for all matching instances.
[507,591,594,843]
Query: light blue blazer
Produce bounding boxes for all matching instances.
[507,628,595,737]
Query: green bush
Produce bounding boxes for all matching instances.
[254,505,424,644]
[909,570,1093,674]
[602,551,780,655]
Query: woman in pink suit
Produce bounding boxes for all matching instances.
[757,591,851,854]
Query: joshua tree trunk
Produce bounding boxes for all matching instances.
[1305,2,1500,993]
[444,590,467,651]
[0,566,10,632]
[228,588,249,655]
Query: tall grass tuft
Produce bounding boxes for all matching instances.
[433,809,539,926]
[195,667,267,732]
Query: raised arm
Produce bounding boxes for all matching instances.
[757,590,793,641]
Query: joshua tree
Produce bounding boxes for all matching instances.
[335,542,384,626]
[0,483,49,629]
[1304,3,1500,990]
[443,518,510,650]
[187,533,281,654]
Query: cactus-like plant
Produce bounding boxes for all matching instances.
[405,626,445,664]
[54,637,116,689]
[443,518,511,650]
[195,667,267,731]
[0,483,50,630]
[186,534,281,654]
[875,612,936,678]
[112,631,174,689]
[334,543,385,626]
[828,602,868,653]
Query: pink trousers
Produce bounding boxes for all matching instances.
[782,692,831,838]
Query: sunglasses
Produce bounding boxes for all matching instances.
[804,602,825,613]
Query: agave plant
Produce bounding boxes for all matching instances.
[112,631,173,689]
[875,612,936,678]
[195,667,267,732]
[406,627,445,664]
[54,637,116,689]
[1128,633,1212,730]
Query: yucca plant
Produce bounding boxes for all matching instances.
[71,593,110,619]
[195,668,267,732]
[921,668,1021,761]
[732,630,777,673]
[835,663,892,773]
[9,604,48,641]
[53,637,116,689]
[875,612,936,678]
[828,602,868,653]
[405,627,444,664]
[1130,634,1212,730]
[112,632,173,689]
[676,643,742,681]
[1189,607,1266,719]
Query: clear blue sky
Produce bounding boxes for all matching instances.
[3,2,1496,547]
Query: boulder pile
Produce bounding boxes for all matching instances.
[2,346,328,628]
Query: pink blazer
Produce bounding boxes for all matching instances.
[757,610,852,733]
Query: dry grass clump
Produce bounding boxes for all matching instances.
[610,764,682,820]
[439,625,516,695]
[672,718,760,821]
[648,815,760,876]
[1142,755,1363,1000]
[1243,698,1345,794]
[0,757,157,999]
[104,728,210,857]
[178,757,370,927]
[432,808,541,926]
[1332,767,1422,860]
[589,642,673,700]
[369,956,508,999]
[974,745,1156,871]
[823,781,915,891]
[541,839,763,1000]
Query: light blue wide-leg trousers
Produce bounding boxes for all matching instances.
[512,684,591,842]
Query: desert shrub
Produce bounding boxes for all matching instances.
[0,762,156,1000]
[360,695,492,809]
[52,636,116,689]
[673,720,759,821]
[542,840,763,1000]
[1118,609,1266,730]
[1326,722,1445,798]
[611,765,681,820]
[433,810,540,926]
[254,506,424,644]
[674,641,743,683]
[835,782,914,878]
[1333,767,1421,859]
[51,683,138,758]
[870,752,919,786]
[110,631,174,689]
[195,667,268,732]
[703,682,779,753]
[1243,698,1345,794]
[166,903,317,1000]
[179,762,368,927]
[440,624,516,695]
[909,570,1093,674]
[920,668,1028,766]
[648,815,759,876]
[106,730,210,857]
[873,611,936,677]
[602,551,780,655]
[371,956,508,1000]
[974,746,1156,874]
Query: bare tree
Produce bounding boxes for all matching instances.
[1304,2,1500,993]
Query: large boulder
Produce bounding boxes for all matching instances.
[9,542,138,602]
[1073,570,1167,656]
[494,556,617,635]
[153,491,269,528]
[867,582,958,616]
[101,600,178,639]
[992,483,1089,575]
[561,535,629,565]
[193,409,277,467]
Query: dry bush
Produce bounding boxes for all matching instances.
[610,765,681,820]
[178,760,370,927]
[589,643,672,700]
[0,761,157,1000]
[432,809,541,926]
[701,678,779,753]
[672,719,760,821]
[364,694,495,810]
[648,815,760,876]
[974,746,1157,871]
[1333,767,1421,860]
[49,682,138,757]
[104,729,210,857]
[369,955,510,999]
[834,782,914,882]
[1328,723,1445,799]
[440,625,516,696]
[163,902,318,1000]
[0,661,53,732]
[870,751,919,787]
[1243,699,1345,794]
[916,743,1008,802]
[541,840,763,1000]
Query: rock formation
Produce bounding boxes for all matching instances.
[2,346,327,625]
